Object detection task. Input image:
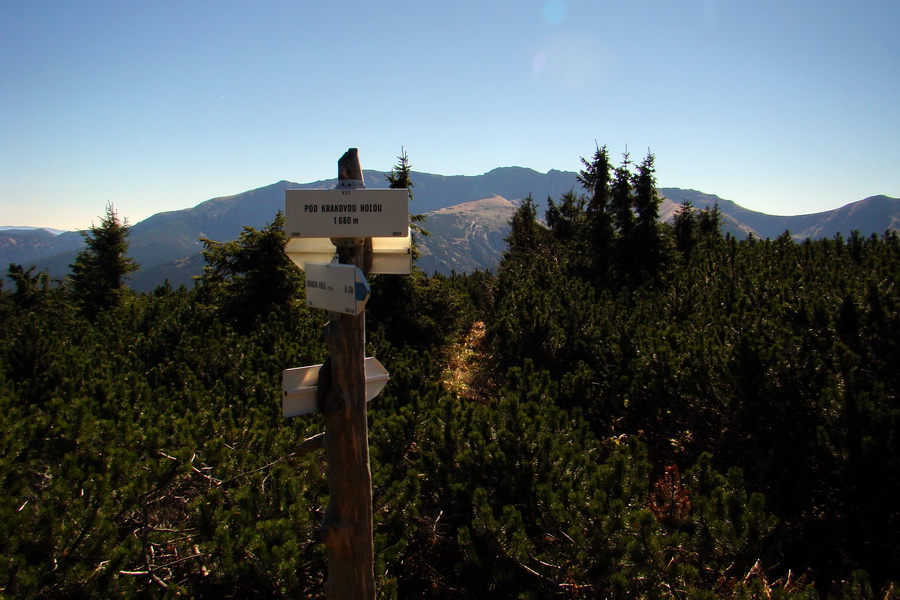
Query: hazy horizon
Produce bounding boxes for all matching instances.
[3,167,899,233]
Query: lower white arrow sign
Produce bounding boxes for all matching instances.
[282,357,390,418]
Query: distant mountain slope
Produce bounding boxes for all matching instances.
[797,195,900,239]
[0,228,84,271]
[417,196,519,275]
[658,192,757,239]
[4,170,897,289]
[404,167,579,213]
[8,169,580,290]
[0,226,67,235]
[293,166,580,213]
[659,189,900,240]
[418,190,900,275]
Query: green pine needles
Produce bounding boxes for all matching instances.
[0,147,897,598]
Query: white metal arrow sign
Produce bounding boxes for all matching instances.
[304,262,370,315]
[282,357,390,418]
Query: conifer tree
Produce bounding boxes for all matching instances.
[609,151,634,236]
[673,200,697,260]
[386,147,427,261]
[545,190,587,274]
[609,152,635,281]
[385,147,413,191]
[369,149,467,352]
[578,144,612,219]
[69,203,138,316]
[197,212,302,330]
[545,190,585,247]
[632,151,663,279]
[578,144,615,282]
[502,194,550,266]
[697,202,723,238]
[7,264,50,309]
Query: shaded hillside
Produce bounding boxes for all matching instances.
[404,167,578,213]
[0,229,83,271]
[13,181,304,290]
[11,169,579,290]
[659,189,900,240]
[419,191,900,276]
[798,195,900,239]
[658,194,756,239]
[5,171,897,289]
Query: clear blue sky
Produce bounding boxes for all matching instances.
[2,0,898,230]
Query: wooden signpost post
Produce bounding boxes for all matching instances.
[283,149,410,599]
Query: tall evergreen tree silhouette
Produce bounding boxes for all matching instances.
[609,152,635,281]
[632,151,663,280]
[386,147,427,261]
[197,212,302,330]
[69,203,138,316]
[578,144,615,283]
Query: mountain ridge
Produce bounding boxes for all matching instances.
[3,169,897,291]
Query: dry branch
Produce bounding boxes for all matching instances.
[293,432,325,456]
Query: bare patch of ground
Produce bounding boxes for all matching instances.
[442,320,500,401]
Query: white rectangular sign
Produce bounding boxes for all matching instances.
[284,235,412,274]
[285,188,409,238]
